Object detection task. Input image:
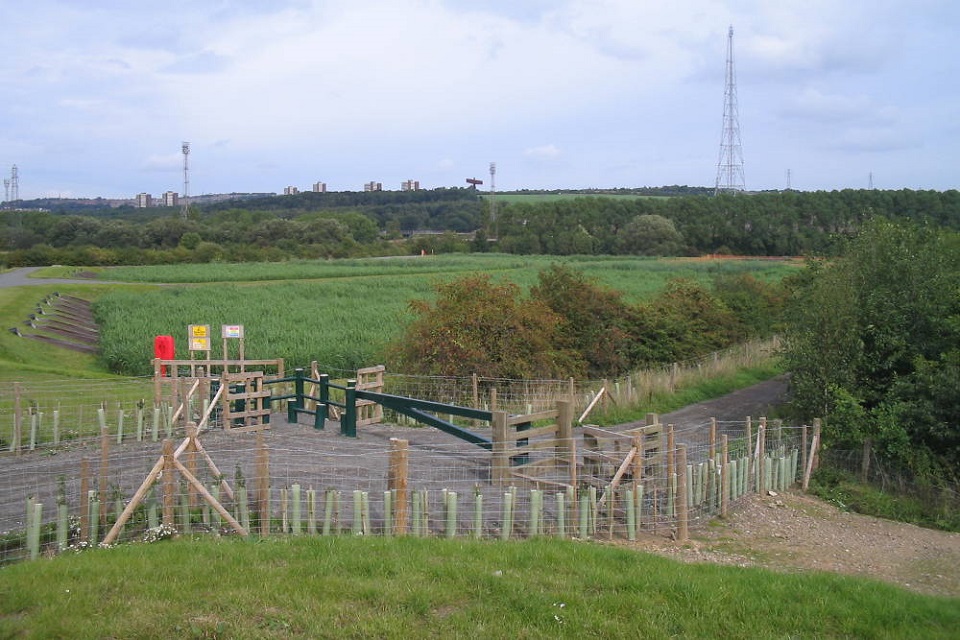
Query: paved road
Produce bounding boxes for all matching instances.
[0,267,98,287]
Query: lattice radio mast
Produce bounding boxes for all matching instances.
[714,25,744,195]
[181,142,190,219]
[10,165,19,202]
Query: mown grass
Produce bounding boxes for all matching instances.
[1,536,956,639]
[0,283,155,380]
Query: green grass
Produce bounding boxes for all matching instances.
[0,283,156,379]
[1,537,956,639]
[88,255,798,376]
[92,254,799,289]
[809,467,960,533]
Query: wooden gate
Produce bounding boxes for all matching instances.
[222,371,271,432]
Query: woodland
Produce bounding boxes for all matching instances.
[2,187,959,265]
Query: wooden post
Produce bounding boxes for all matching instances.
[257,431,270,536]
[491,411,509,485]
[79,458,90,543]
[186,422,199,508]
[709,417,717,462]
[756,421,766,493]
[388,438,409,534]
[676,444,688,542]
[98,417,110,528]
[720,435,729,518]
[802,419,822,491]
[801,425,808,485]
[153,358,163,408]
[860,438,872,483]
[745,417,753,493]
[12,382,22,455]
[556,400,575,486]
[162,439,175,528]
[666,424,675,517]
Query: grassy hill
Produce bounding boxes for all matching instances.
[1,536,957,639]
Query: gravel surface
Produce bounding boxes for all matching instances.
[620,491,960,598]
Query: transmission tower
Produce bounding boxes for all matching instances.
[3,178,9,203]
[714,25,744,195]
[181,142,190,219]
[10,165,19,202]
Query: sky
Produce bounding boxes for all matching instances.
[1,0,958,200]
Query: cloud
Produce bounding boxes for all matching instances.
[162,50,230,75]
[142,153,183,172]
[780,88,899,125]
[826,127,919,154]
[524,144,562,159]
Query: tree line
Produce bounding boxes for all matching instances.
[2,187,959,266]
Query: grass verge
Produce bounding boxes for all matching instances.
[0,536,957,639]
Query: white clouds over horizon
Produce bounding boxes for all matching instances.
[1,0,958,199]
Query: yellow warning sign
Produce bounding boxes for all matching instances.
[188,324,211,351]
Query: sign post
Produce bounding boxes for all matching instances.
[221,324,245,372]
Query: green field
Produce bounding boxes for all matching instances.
[1,255,800,378]
[87,255,798,376]
[1,537,956,639]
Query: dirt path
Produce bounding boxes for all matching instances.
[622,491,960,599]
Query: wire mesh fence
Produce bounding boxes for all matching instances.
[0,412,811,565]
[0,337,791,563]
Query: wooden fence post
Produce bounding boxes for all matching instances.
[491,411,509,485]
[745,417,752,493]
[153,358,162,408]
[677,444,688,542]
[79,458,90,543]
[556,400,575,487]
[12,382,22,455]
[186,423,199,508]
[257,431,270,536]
[720,435,729,518]
[860,438,873,483]
[99,416,110,528]
[709,417,717,462]
[667,424,675,518]
[388,438,409,534]
[802,419,822,491]
[801,425,808,485]
[162,439,175,528]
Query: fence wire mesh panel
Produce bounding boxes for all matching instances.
[1,412,808,565]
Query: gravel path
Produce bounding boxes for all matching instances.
[625,491,960,598]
